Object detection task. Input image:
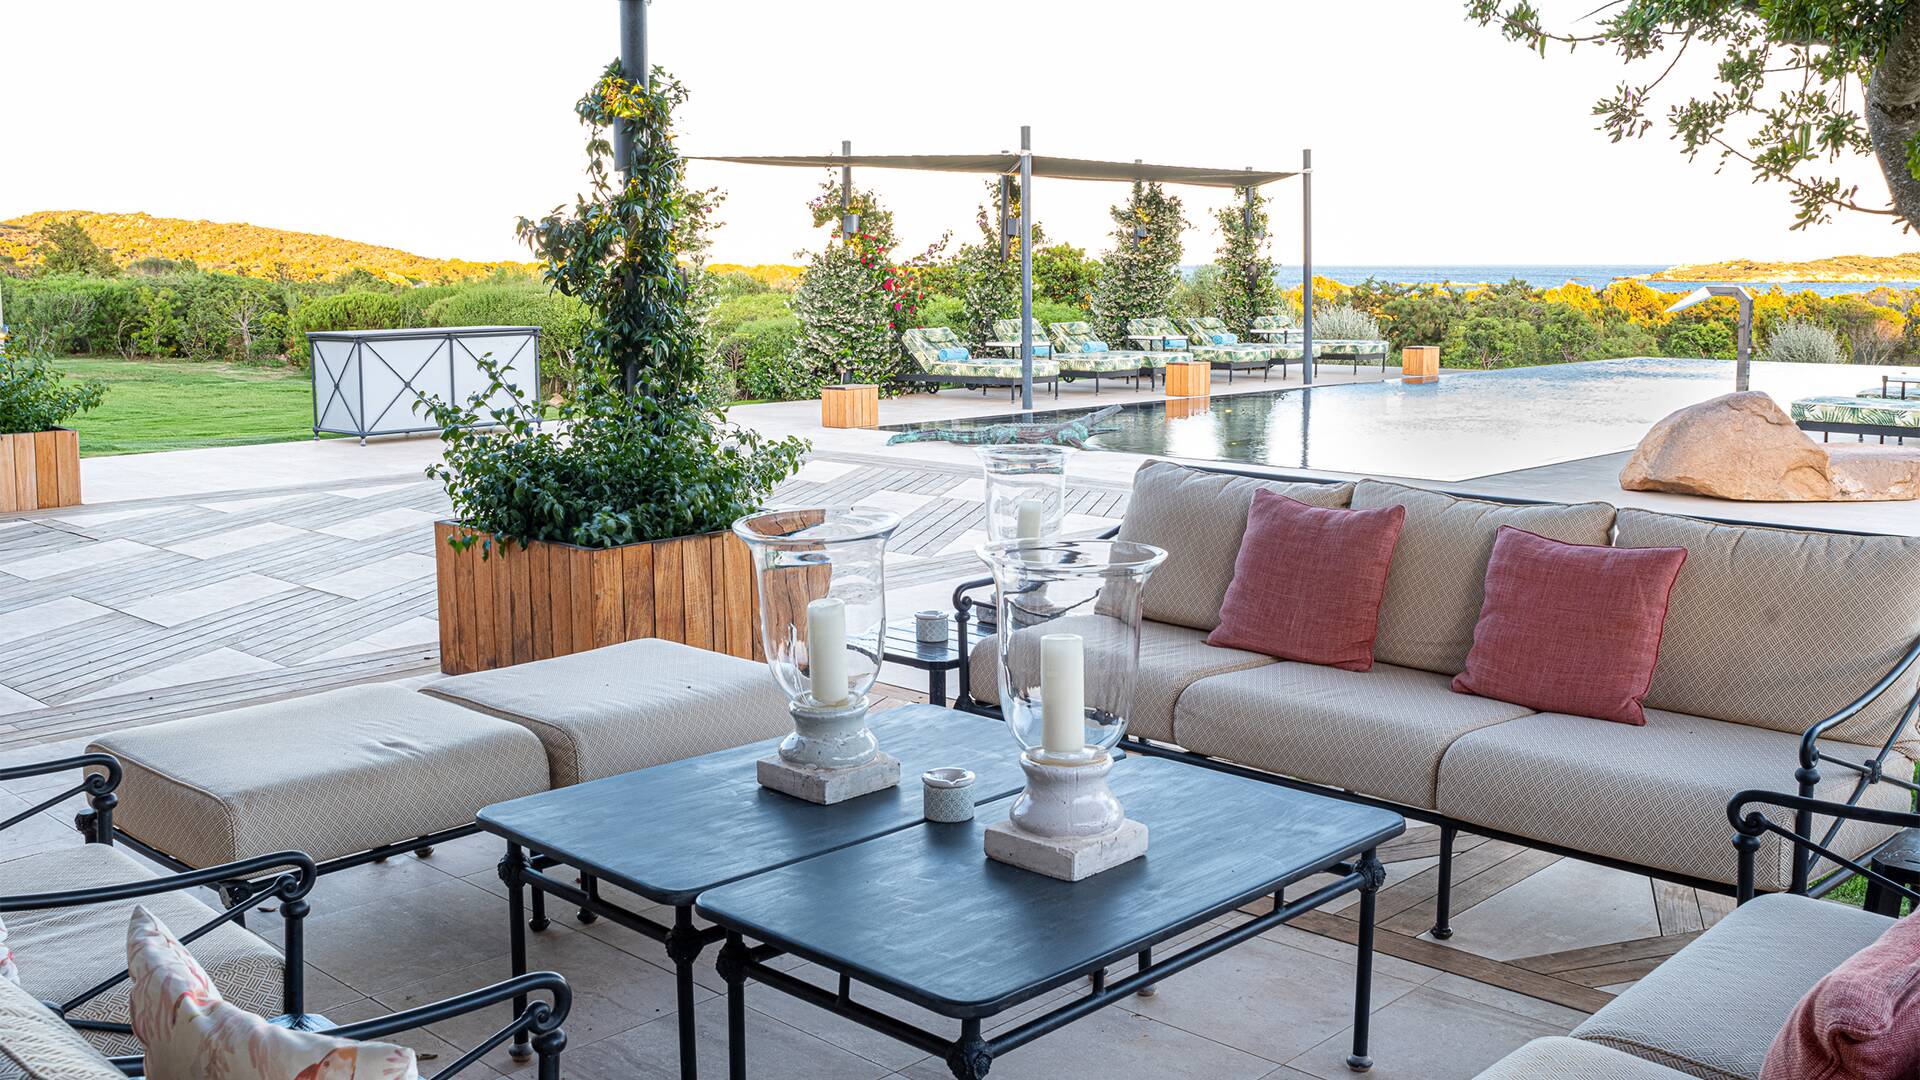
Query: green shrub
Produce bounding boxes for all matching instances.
[914,295,965,332]
[1313,304,1383,340]
[1661,320,1735,360]
[424,285,590,384]
[1762,318,1843,363]
[288,291,412,361]
[0,345,105,434]
[717,316,807,401]
[708,291,792,338]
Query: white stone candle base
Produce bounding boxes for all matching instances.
[757,752,901,805]
[984,818,1148,881]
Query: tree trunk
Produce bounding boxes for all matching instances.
[1868,17,1920,229]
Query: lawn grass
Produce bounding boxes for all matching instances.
[53,356,318,457]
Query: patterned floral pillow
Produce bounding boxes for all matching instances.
[126,906,417,1080]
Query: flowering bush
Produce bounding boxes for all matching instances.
[788,180,943,391]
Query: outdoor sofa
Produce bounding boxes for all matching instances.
[901,325,1059,399]
[0,751,571,1076]
[1475,790,1920,1079]
[1044,320,1175,391]
[958,460,1920,930]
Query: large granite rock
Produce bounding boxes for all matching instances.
[1620,391,1920,502]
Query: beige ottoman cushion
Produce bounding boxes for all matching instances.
[90,684,550,868]
[423,638,793,787]
[0,971,123,1078]
[1572,893,1889,1080]
[0,844,286,1058]
[1350,481,1616,675]
[1475,1037,1696,1079]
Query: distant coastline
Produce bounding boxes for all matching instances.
[1644,253,1920,284]
[1291,265,1920,297]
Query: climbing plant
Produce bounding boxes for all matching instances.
[789,179,943,391]
[1214,187,1279,333]
[1090,181,1188,343]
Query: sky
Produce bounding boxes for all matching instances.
[3,0,1912,270]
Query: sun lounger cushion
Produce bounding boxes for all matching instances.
[1434,708,1914,891]
[1058,353,1155,373]
[1613,509,1920,753]
[1476,1037,1695,1079]
[1178,318,1288,364]
[906,326,1060,380]
[0,972,124,1078]
[1571,893,1891,1080]
[1078,341,1108,353]
[1114,461,1354,631]
[936,347,968,361]
[0,844,286,1057]
[1210,332,1238,344]
[1251,314,1294,331]
[1791,395,1920,429]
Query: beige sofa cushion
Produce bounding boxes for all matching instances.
[91,684,551,868]
[0,844,285,1058]
[0,971,123,1080]
[1174,661,1536,809]
[968,614,1276,743]
[423,638,793,787]
[1350,481,1616,675]
[1115,461,1353,631]
[1434,708,1913,892]
[1572,893,1889,1080]
[1475,1037,1696,1079]
[1615,509,1920,753]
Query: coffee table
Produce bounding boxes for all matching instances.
[476,704,1028,1078]
[697,754,1404,1078]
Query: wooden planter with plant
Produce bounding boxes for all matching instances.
[426,63,805,676]
[0,335,103,512]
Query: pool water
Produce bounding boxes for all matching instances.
[883,358,1895,482]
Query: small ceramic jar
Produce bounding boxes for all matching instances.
[922,767,976,823]
[915,609,950,644]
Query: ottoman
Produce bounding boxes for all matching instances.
[421,637,793,787]
[88,683,551,871]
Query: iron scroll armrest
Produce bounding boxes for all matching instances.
[1798,635,1920,771]
[953,575,995,714]
[0,752,121,844]
[323,971,571,1079]
[1728,789,1920,905]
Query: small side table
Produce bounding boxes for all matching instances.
[882,615,991,707]
[1164,360,1212,398]
[821,383,879,429]
[1402,345,1440,384]
[1863,826,1920,916]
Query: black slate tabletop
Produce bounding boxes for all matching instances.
[696,755,1404,1018]
[477,703,1028,906]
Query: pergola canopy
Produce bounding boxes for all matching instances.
[690,153,1298,189]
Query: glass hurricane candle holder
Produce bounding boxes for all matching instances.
[977,538,1166,880]
[979,445,1068,542]
[732,506,902,804]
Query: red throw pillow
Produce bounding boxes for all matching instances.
[1451,526,1685,725]
[1206,491,1406,671]
[1761,911,1920,1080]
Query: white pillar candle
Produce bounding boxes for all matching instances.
[1016,498,1045,539]
[807,597,849,706]
[1039,632,1084,757]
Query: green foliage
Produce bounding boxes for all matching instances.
[1661,320,1735,360]
[1762,318,1844,363]
[0,342,106,434]
[1171,266,1220,319]
[1214,190,1278,333]
[36,218,118,277]
[1313,304,1383,340]
[1091,181,1188,342]
[707,292,792,338]
[1033,243,1100,308]
[1446,315,1538,369]
[789,176,942,391]
[288,291,412,360]
[422,284,591,383]
[716,316,805,401]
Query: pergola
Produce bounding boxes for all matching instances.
[691,138,1315,410]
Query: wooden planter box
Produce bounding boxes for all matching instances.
[0,429,81,512]
[434,522,761,675]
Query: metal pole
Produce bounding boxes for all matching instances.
[1736,293,1752,392]
[1300,148,1314,386]
[998,175,1012,260]
[840,140,853,243]
[1019,125,1035,411]
[1243,179,1257,331]
[614,0,647,173]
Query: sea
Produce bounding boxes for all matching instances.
[1267,264,1920,297]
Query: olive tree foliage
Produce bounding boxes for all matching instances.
[1465,1,1920,231]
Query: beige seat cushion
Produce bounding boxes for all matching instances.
[1435,708,1913,891]
[968,615,1276,743]
[1573,893,1890,1080]
[1114,460,1353,631]
[1615,509,1920,754]
[91,684,550,868]
[1173,662,1536,809]
[1475,1037,1696,1079]
[0,972,123,1080]
[423,638,792,787]
[1350,481,1616,675]
[0,844,286,1058]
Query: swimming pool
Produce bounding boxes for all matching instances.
[883,358,1892,482]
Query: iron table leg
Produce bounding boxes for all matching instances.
[716,932,750,1080]
[1348,851,1385,1073]
[946,1017,992,1080]
[500,843,532,1062]
[665,905,706,1080]
[929,668,947,708]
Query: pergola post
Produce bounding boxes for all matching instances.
[840,140,855,242]
[1019,125,1035,411]
[614,0,647,173]
[1735,292,1753,392]
[1300,147,1314,386]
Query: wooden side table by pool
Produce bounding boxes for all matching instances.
[822,383,880,428]
[1402,346,1440,383]
[1164,360,1212,398]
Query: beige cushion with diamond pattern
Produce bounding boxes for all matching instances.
[1115,461,1353,631]
[968,615,1277,742]
[1475,1037,1695,1079]
[1174,661,1536,808]
[1615,509,1920,754]
[0,972,122,1080]
[423,638,793,787]
[1435,708,1913,891]
[1351,481,1616,675]
[0,844,285,1058]
[91,684,550,868]
[1572,892,1890,1080]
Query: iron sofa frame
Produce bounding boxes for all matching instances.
[0,753,570,1078]
[950,461,1920,935]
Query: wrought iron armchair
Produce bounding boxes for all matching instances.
[0,752,572,1078]
[1730,788,1920,909]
